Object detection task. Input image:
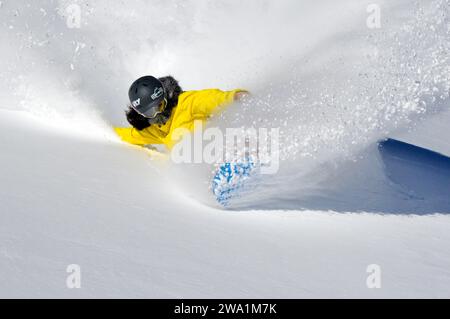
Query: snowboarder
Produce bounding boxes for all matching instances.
[114,75,247,149]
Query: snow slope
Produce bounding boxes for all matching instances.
[1,110,450,298]
[0,0,449,298]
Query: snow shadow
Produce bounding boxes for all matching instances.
[230,139,450,215]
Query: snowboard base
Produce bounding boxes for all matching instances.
[211,159,260,206]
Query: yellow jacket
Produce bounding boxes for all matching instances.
[115,89,243,149]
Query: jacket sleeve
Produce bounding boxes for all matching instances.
[114,127,163,146]
[191,89,245,117]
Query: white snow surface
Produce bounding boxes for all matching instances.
[0,0,449,298]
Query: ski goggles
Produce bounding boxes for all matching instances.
[131,98,167,119]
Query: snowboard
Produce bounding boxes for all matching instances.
[211,157,261,206]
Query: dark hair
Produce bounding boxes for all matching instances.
[125,75,183,130]
[126,107,153,130]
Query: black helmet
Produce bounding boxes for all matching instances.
[128,76,167,119]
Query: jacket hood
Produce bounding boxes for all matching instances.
[159,75,183,110]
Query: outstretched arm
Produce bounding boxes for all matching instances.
[190,89,249,117]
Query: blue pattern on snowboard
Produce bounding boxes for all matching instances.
[212,160,259,206]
